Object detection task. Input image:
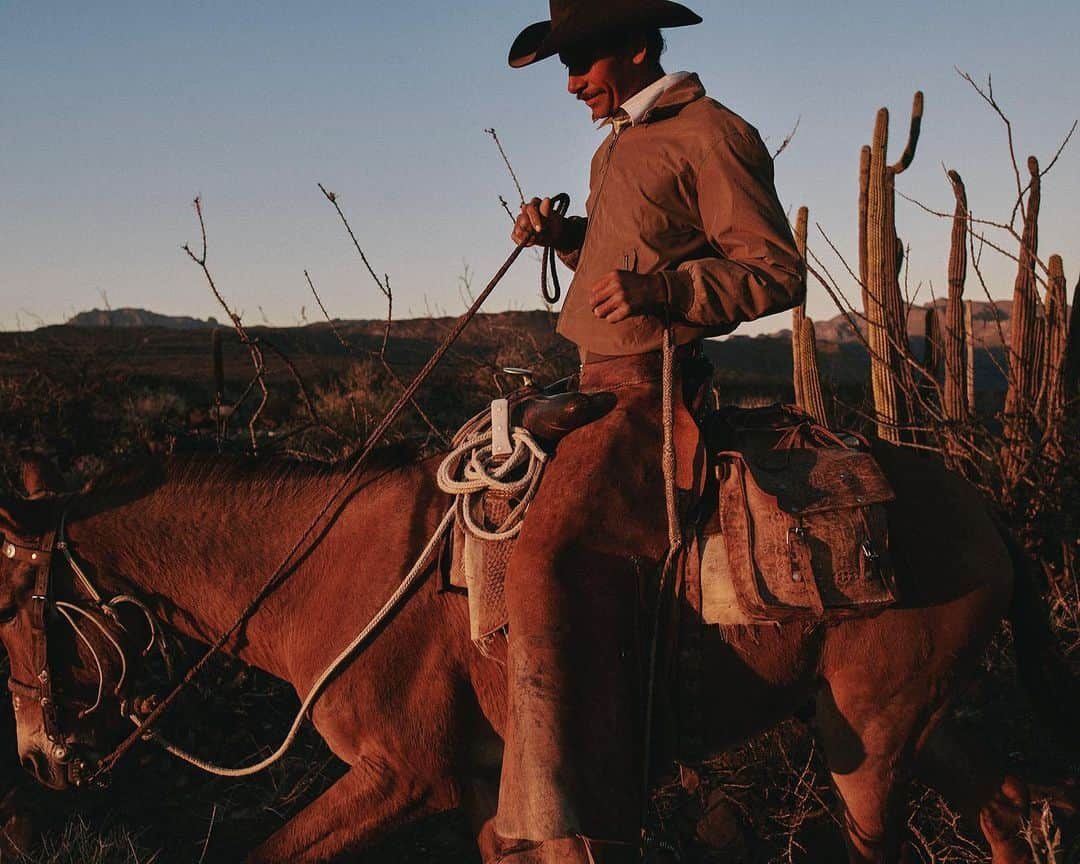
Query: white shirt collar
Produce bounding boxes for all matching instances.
[602,71,692,129]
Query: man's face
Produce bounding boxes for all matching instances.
[560,37,648,122]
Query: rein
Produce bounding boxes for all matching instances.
[85,209,570,783]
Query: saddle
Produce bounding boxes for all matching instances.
[444,395,898,640]
[696,405,897,626]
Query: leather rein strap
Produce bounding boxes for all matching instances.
[540,193,571,304]
[3,531,60,743]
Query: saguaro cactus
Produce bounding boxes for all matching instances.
[1065,273,1080,404]
[1002,156,1042,487]
[862,92,924,443]
[798,318,828,426]
[791,206,809,408]
[943,171,969,425]
[964,300,976,416]
[858,146,871,312]
[1038,254,1068,435]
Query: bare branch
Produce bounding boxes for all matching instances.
[485,127,526,206]
[771,116,801,160]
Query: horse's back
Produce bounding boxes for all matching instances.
[870,442,1012,607]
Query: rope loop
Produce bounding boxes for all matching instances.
[540,192,571,304]
[437,415,547,543]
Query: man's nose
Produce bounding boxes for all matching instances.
[567,74,585,96]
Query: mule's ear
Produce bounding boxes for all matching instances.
[20,454,67,499]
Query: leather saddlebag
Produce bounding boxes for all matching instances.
[714,446,897,623]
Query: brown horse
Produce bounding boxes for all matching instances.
[0,444,1075,864]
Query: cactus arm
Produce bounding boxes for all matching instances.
[889,91,924,175]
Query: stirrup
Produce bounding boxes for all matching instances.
[642,833,680,863]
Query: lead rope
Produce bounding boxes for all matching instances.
[641,324,682,853]
[130,506,456,777]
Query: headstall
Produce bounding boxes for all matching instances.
[1,508,164,785]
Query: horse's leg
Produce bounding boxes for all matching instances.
[245,753,457,864]
[813,691,915,863]
[813,628,962,864]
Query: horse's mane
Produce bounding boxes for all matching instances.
[81,443,422,511]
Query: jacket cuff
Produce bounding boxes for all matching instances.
[555,216,587,254]
[659,270,695,321]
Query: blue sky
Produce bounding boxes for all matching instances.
[3,1,1078,335]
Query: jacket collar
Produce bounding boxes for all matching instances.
[601,72,706,132]
[617,71,691,125]
[639,71,705,123]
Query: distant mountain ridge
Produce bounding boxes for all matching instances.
[67,308,220,329]
[64,301,1018,344]
[810,299,1014,348]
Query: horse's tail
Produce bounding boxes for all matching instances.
[1001,523,1080,750]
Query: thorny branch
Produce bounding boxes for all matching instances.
[485,127,526,207]
[303,269,448,445]
[183,197,269,452]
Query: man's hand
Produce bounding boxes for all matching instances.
[512,197,565,248]
[590,270,666,323]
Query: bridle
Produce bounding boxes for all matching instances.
[1,506,165,786]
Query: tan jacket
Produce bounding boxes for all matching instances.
[555,74,804,356]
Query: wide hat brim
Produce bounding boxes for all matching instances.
[509,1,702,68]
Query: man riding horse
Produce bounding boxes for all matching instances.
[498,1,804,860]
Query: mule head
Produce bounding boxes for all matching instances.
[0,455,145,790]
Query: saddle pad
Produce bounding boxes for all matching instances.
[450,492,513,641]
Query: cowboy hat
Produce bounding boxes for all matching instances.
[509,0,702,69]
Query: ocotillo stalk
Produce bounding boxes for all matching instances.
[1002,156,1042,489]
[1037,255,1068,448]
[923,307,943,377]
[863,92,924,443]
[1065,272,1080,404]
[965,300,976,416]
[944,170,969,424]
[791,206,808,409]
[799,318,828,426]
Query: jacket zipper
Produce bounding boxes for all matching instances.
[576,126,623,273]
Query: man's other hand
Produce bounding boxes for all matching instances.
[590,271,665,323]
[512,197,565,248]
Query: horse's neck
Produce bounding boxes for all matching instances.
[70,459,442,682]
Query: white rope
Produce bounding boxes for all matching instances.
[134,505,456,777]
[126,411,543,777]
[436,423,548,542]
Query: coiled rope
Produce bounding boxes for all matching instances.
[436,412,548,542]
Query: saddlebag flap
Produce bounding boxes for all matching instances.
[710,445,897,623]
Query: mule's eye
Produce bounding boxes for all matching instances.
[0,605,17,625]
